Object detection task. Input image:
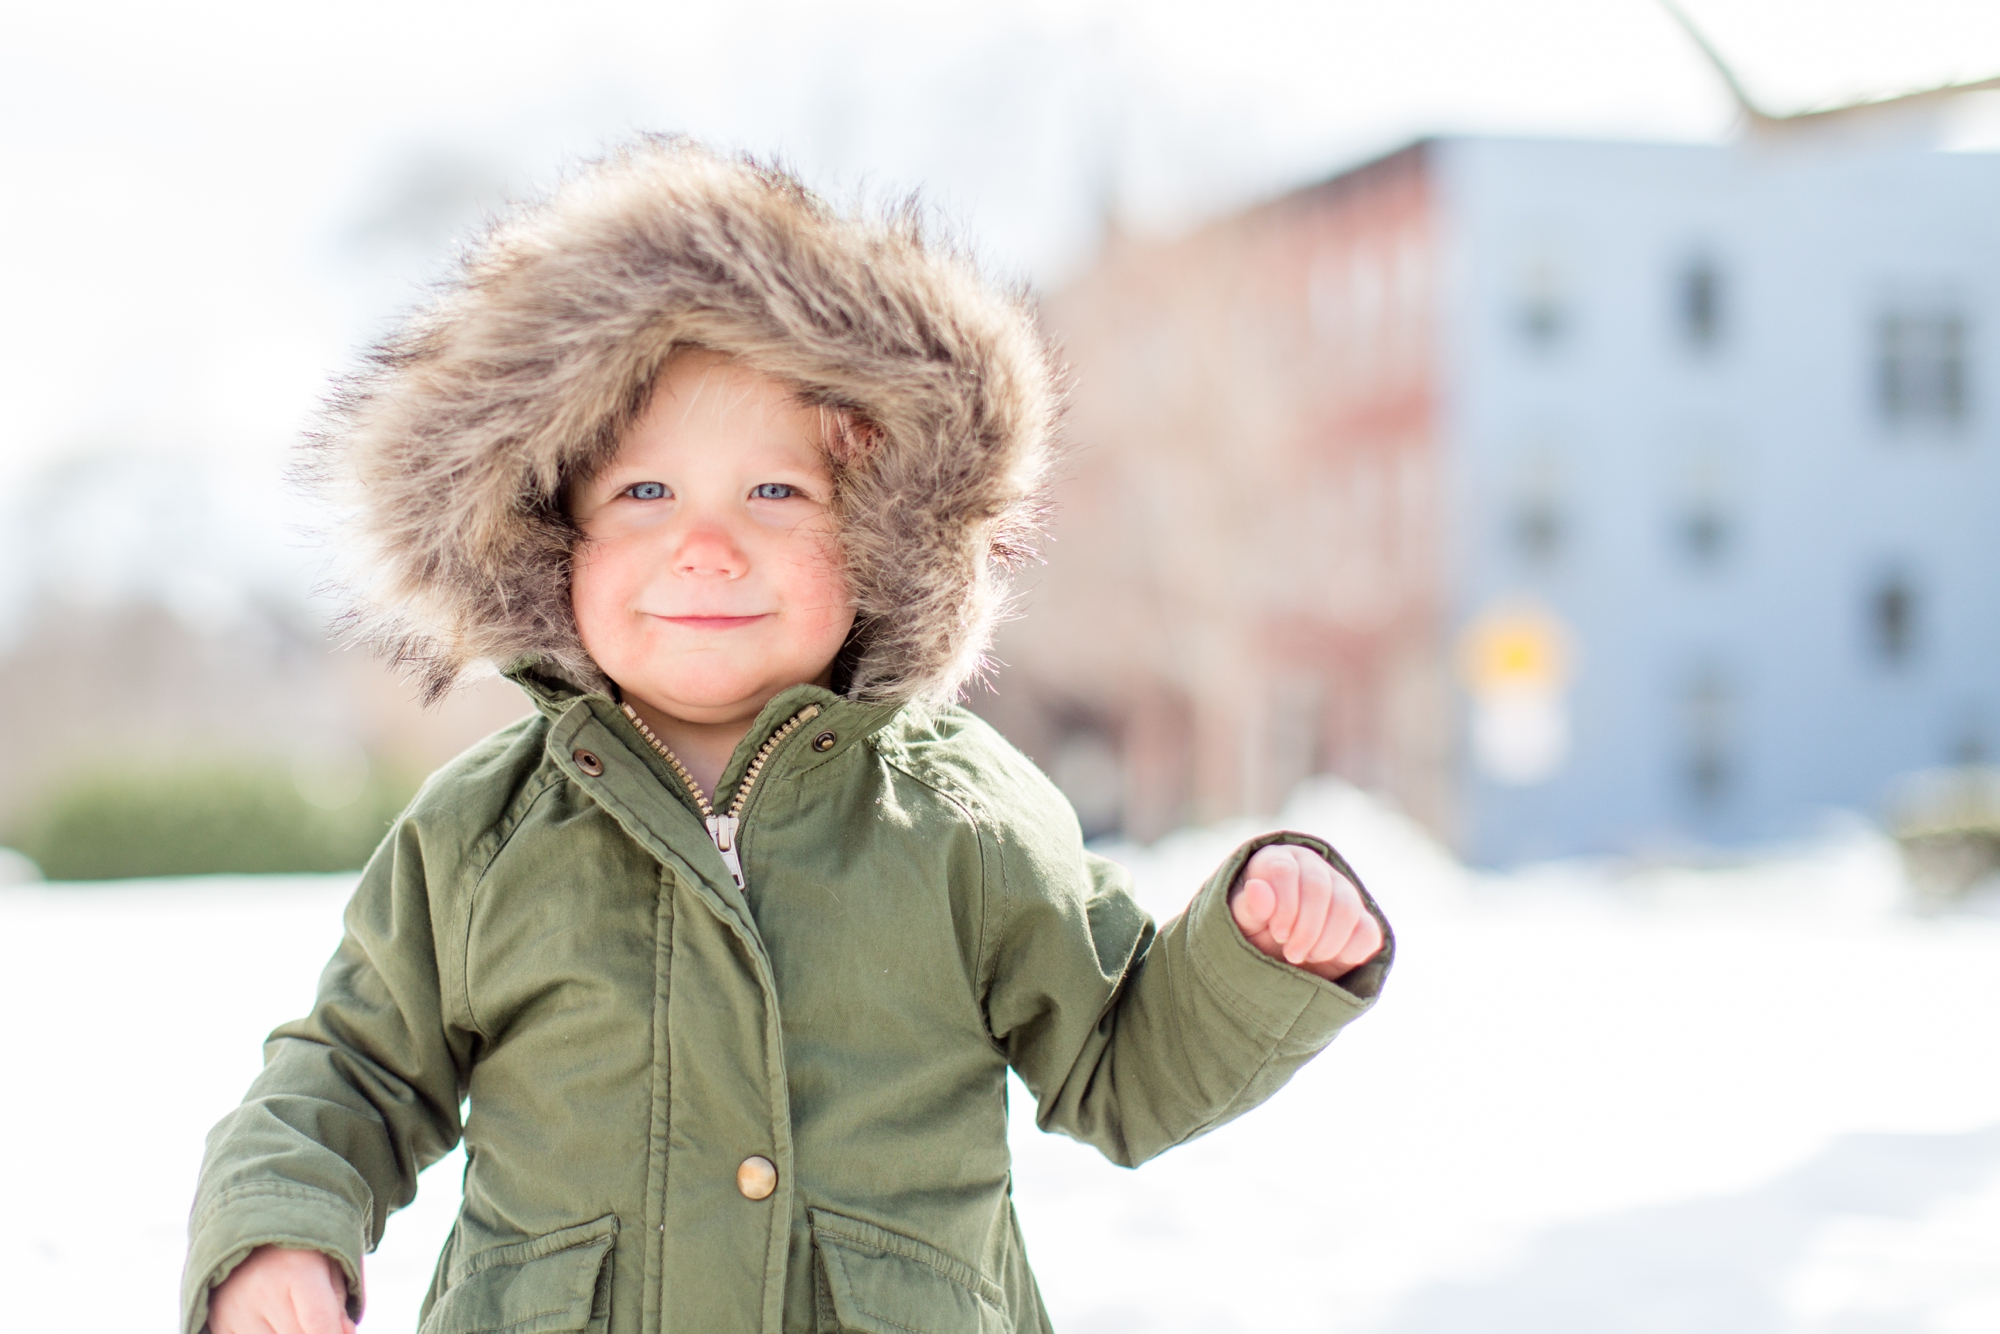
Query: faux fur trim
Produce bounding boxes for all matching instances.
[307,136,1060,706]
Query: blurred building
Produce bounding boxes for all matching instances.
[982,136,2000,864]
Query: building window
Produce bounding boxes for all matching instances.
[1679,257,1723,348]
[1878,309,1968,427]
[1507,447,1567,569]
[1512,498,1564,564]
[1670,443,1734,571]
[1677,503,1729,565]
[1870,571,1919,667]
[1513,260,1567,347]
[1681,670,1733,809]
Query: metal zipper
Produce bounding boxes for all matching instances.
[619,701,823,889]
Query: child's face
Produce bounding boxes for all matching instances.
[570,351,856,727]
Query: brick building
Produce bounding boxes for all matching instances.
[980,145,1449,842]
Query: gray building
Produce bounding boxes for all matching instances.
[1444,136,1999,862]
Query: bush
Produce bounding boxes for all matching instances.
[10,760,416,881]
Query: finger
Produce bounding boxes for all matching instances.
[1241,846,1285,891]
[207,1301,275,1334]
[331,1255,359,1334]
[1306,872,1366,964]
[1327,907,1385,974]
[209,1264,281,1334]
[1285,856,1333,965]
[1231,878,1276,935]
[291,1270,350,1334]
[295,1298,346,1334]
[1264,851,1302,945]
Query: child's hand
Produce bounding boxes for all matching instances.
[209,1244,357,1334]
[1229,843,1383,981]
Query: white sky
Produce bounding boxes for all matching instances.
[1,0,1996,496]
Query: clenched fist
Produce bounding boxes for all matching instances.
[209,1245,356,1334]
[1229,843,1383,981]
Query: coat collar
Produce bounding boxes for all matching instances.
[508,658,911,935]
[506,659,908,805]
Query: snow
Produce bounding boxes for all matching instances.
[3,780,1997,1332]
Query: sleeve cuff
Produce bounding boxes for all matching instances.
[1184,829,1396,1047]
[182,1184,369,1334]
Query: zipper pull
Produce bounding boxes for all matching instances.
[705,814,745,889]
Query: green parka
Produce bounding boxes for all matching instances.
[183,670,1392,1334]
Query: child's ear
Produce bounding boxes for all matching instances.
[824,411,884,468]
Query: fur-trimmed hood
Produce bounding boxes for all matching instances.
[311,137,1059,706]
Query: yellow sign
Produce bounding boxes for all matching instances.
[1458,599,1575,696]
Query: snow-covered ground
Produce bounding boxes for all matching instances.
[3,780,1997,1332]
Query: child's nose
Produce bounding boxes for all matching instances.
[672,521,748,579]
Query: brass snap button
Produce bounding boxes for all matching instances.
[736,1155,777,1200]
[573,749,605,776]
[811,731,837,753]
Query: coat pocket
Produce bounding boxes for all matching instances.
[809,1208,1008,1334]
[418,1214,619,1334]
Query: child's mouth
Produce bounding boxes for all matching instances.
[658,614,769,630]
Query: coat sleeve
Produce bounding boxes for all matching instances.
[180,814,475,1334]
[983,825,1393,1169]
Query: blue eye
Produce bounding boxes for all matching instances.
[752,483,798,500]
[626,482,667,500]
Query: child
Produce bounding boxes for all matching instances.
[186,138,1392,1334]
